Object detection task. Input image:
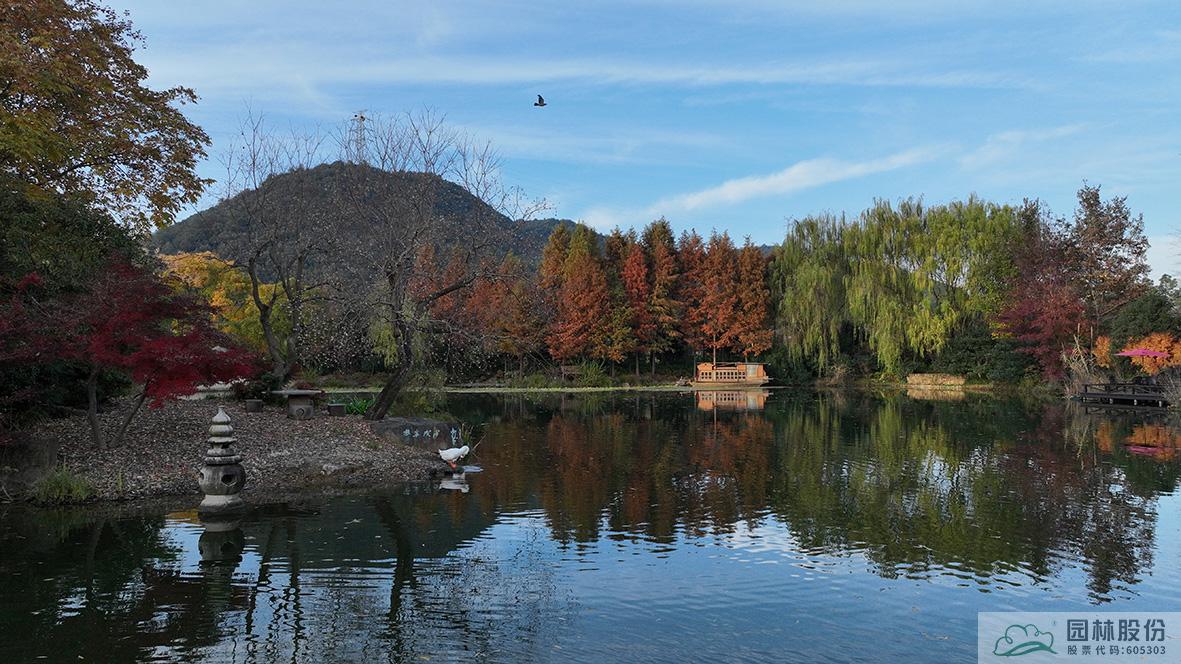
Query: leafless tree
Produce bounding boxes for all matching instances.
[330,110,546,419]
[218,111,329,380]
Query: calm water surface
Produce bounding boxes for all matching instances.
[3,390,1181,662]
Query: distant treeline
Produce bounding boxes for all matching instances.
[163,182,1172,388]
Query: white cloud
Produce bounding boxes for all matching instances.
[1081,29,1181,64]
[958,124,1088,169]
[650,147,941,213]
[575,146,940,230]
[142,47,1023,100]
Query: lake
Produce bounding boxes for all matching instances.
[2,390,1180,662]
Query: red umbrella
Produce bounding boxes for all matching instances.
[1116,348,1170,358]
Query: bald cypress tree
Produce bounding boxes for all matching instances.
[539,222,572,294]
[641,218,682,373]
[734,239,772,359]
[548,224,610,362]
[622,242,655,375]
[677,230,708,355]
[696,232,741,365]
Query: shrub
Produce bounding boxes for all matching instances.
[231,378,267,401]
[574,361,612,388]
[1062,337,1107,397]
[508,372,559,389]
[30,467,94,504]
[345,397,374,415]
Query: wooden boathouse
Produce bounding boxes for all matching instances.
[693,362,770,387]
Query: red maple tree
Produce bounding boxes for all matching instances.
[18,262,259,447]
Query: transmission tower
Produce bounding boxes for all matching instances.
[350,110,368,164]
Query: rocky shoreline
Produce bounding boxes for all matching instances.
[8,398,450,502]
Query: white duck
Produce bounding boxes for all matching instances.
[438,445,470,469]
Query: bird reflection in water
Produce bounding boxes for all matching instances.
[437,473,470,493]
[436,466,481,493]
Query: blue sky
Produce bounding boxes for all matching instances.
[113,1,1181,275]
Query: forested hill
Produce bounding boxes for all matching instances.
[152,161,581,266]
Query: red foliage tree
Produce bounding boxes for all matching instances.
[21,262,259,447]
[733,240,773,359]
[995,213,1086,378]
[621,243,655,374]
[549,243,611,363]
[695,232,741,364]
[676,230,708,353]
[471,254,547,372]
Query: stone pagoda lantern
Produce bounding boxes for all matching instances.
[198,407,246,515]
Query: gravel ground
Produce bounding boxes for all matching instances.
[35,398,447,501]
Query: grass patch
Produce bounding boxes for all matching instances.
[507,372,559,389]
[31,467,95,505]
[345,396,375,415]
[573,362,612,388]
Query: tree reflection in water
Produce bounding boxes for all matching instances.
[2,391,1179,662]
[468,392,1172,602]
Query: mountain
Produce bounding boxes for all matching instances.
[153,161,578,267]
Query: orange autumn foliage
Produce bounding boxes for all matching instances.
[1122,332,1181,375]
[1092,336,1112,368]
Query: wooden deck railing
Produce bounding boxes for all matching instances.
[1080,382,1169,408]
[1082,383,1165,397]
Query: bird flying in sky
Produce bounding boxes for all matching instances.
[534,95,546,107]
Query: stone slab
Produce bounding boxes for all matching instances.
[370,417,461,447]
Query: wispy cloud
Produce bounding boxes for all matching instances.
[1081,29,1181,64]
[651,147,940,212]
[145,48,1025,99]
[578,146,940,229]
[959,124,1088,169]
[453,123,726,165]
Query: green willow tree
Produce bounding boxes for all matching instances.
[771,214,849,371]
[771,197,1021,375]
